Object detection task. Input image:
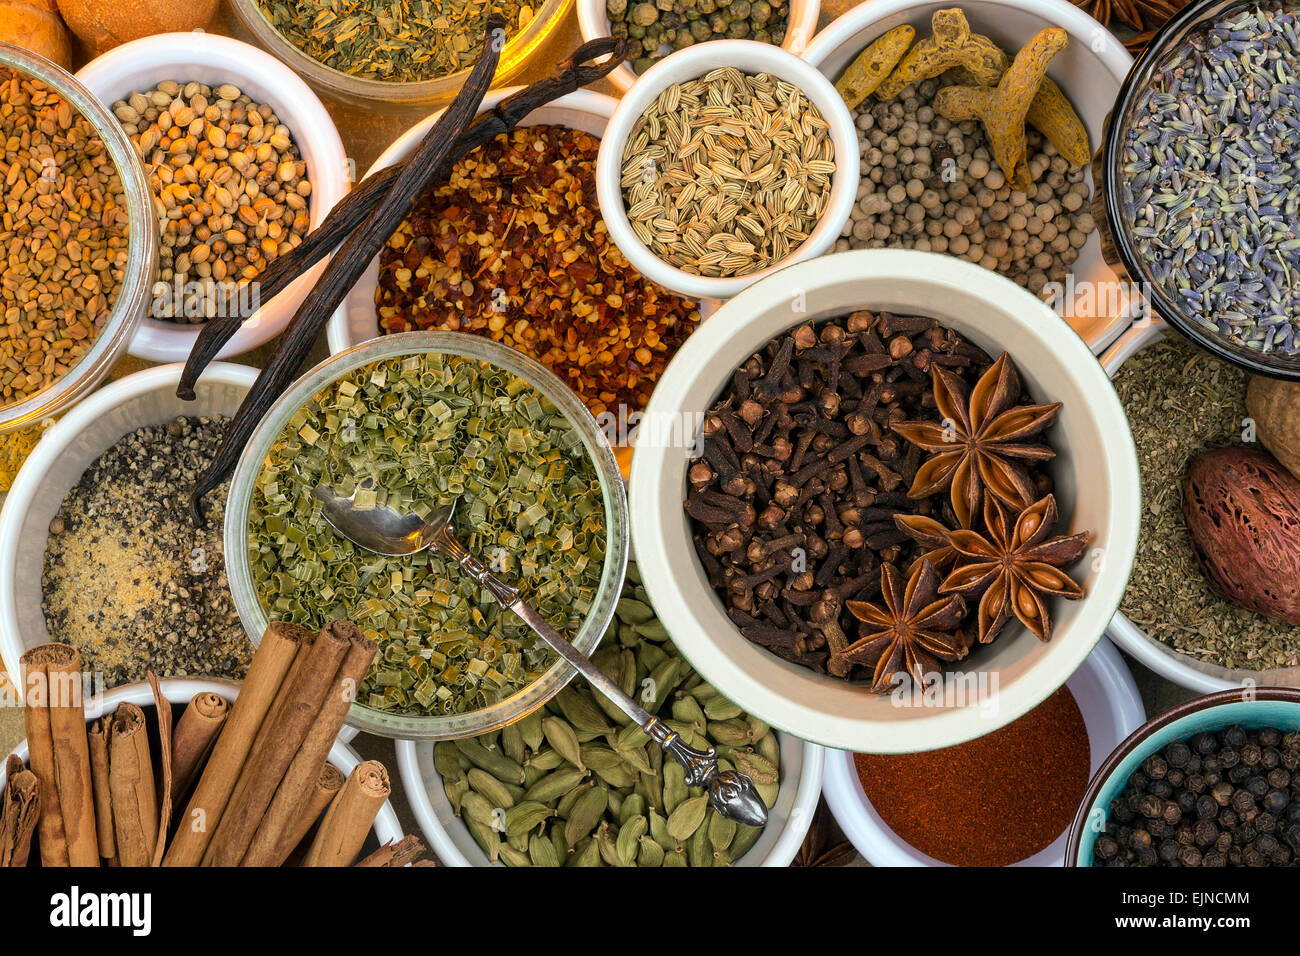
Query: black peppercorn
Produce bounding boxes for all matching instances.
[1157,839,1181,863]
[1193,732,1219,755]
[1224,725,1247,749]
[1143,754,1168,779]
[1165,741,1192,768]
[1260,728,1281,748]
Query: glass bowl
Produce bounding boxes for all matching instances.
[0,45,157,434]
[224,331,630,740]
[225,0,574,111]
[1099,0,1300,379]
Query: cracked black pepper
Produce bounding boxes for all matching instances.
[41,415,251,687]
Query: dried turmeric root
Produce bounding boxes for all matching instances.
[875,8,1092,167]
[933,28,1069,191]
[874,8,1005,100]
[835,24,915,110]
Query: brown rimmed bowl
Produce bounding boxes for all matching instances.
[1065,686,1300,866]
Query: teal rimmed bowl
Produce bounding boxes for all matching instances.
[1065,687,1300,866]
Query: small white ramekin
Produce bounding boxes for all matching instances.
[77,32,349,364]
[594,39,860,301]
[396,731,824,866]
[0,363,258,691]
[802,0,1135,354]
[630,248,1142,753]
[1101,318,1270,694]
[575,0,821,93]
[822,639,1144,867]
[0,677,403,855]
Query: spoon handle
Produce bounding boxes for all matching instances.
[436,528,770,828]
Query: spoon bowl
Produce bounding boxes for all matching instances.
[312,483,453,557]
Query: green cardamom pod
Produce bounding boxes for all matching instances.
[667,794,709,842]
[497,844,533,867]
[467,768,516,810]
[756,779,779,808]
[616,815,647,865]
[687,680,720,702]
[619,792,646,825]
[663,761,687,815]
[648,809,672,847]
[518,708,545,750]
[730,823,763,862]
[633,619,669,640]
[555,780,592,819]
[637,835,665,867]
[465,815,500,864]
[607,787,624,820]
[643,658,681,714]
[459,791,499,829]
[687,823,711,867]
[671,696,707,729]
[453,737,525,784]
[523,763,546,789]
[433,741,467,779]
[618,744,655,777]
[707,719,754,747]
[554,688,614,734]
[580,745,638,788]
[729,749,779,786]
[501,721,526,765]
[504,800,553,838]
[703,696,743,721]
[615,721,651,753]
[595,821,622,867]
[615,598,656,625]
[541,715,586,770]
[529,832,561,867]
[566,836,601,867]
[526,748,564,773]
[444,775,470,814]
[636,642,668,674]
[523,767,587,805]
[564,786,608,847]
[757,731,780,767]
[662,846,687,867]
[618,649,638,697]
[708,810,737,851]
[748,715,771,740]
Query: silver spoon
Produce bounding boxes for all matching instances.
[313,483,769,828]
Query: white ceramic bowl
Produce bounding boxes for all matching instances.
[77,32,349,364]
[0,363,258,691]
[630,248,1141,752]
[1101,318,1271,694]
[576,0,821,93]
[396,731,824,866]
[802,0,1135,354]
[594,39,860,301]
[0,677,403,856]
[327,88,717,355]
[822,639,1144,866]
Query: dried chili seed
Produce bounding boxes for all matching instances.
[375,125,700,416]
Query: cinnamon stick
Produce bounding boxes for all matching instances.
[0,754,39,867]
[147,673,173,866]
[169,692,228,805]
[277,762,343,862]
[163,621,307,866]
[203,622,350,866]
[243,622,376,866]
[107,702,157,868]
[302,760,389,867]
[87,719,115,862]
[354,834,426,868]
[20,643,97,866]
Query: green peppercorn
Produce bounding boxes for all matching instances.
[730,0,750,16]
[633,56,655,73]
[610,19,629,36]
[697,0,716,12]
[627,22,645,38]
[632,1,659,25]
[750,0,771,24]
[727,19,749,37]
[690,18,711,40]
[654,0,672,11]
[752,28,770,44]
[607,0,629,14]
[673,31,693,48]
[709,12,727,32]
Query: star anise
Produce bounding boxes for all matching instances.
[1071,0,1191,51]
[940,495,1089,644]
[892,353,1061,529]
[843,560,969,693]
[895,512,961,575]
[791,799,856,867]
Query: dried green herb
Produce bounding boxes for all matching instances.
[249,352,607,716]
[1115,336,1300,671]
[256,0,534,82]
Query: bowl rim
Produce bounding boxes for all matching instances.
[1063,685,1300,866]
[823,638,1145,866]
[225,0,574,104]
[324,86,621,355]
[1099,0,1300,381]
[394,731,826,866]
[629,247,1142,752]
[1100,318,1288,693]
[0,361,259,695]
[592,38,860,300]
[223,331,631,740]
[574,0,822,93]
[75,31,350,364]
[0,676,403,849]
[0,44,158,434]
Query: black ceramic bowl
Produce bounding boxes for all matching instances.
[1098,0,1300,380]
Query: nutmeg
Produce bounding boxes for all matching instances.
[1182,446,1300,624]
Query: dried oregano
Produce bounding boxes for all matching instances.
[249,353,607,716]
